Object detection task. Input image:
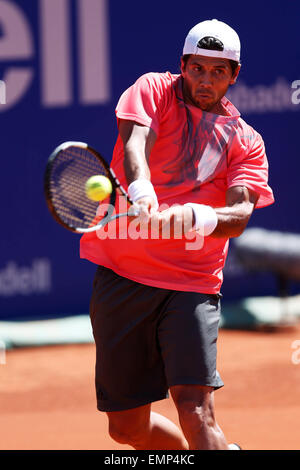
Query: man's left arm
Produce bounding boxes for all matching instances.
[149,185,258,238]
[211,185,259,238]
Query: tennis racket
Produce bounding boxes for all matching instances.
[44,141,139,233]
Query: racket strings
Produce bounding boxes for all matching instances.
[49,146,110,229]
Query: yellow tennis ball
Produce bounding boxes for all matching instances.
[85,175,112,201]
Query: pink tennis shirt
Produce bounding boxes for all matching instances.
[80,72,274,293]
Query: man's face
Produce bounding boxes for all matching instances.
[181,55,240,113]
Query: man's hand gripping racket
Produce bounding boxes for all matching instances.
[44,141,140,233]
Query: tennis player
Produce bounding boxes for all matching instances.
[80,19,274,450]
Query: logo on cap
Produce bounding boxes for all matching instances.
[197,36,224,51]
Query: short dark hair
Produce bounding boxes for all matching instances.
[181,54,240,76]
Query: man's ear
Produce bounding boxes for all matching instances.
[180,57,186,74]
[230,63,241,85]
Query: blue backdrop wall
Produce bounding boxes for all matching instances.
[0,0,299,319]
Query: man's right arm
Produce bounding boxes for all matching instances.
[118,119,195,232]
[118,119,158,219]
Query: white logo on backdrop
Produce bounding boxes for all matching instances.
[0,79,6,103]
[227,78,300,114]
[0,0,110,112]
[0,259,51,296]
[291,80,300,105]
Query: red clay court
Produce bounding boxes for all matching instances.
[1,323,299,450]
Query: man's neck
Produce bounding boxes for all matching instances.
[208,99,231,116]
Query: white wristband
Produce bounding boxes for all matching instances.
[128,179,158,209]
[184,203,218,236]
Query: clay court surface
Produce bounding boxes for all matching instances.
[1,324,299,451]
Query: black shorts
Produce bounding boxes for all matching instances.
[90,266,224,412]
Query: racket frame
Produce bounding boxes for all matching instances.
[44,141,135,233]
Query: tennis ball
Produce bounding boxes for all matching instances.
[85,175,112,201]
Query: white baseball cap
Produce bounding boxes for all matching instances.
[182,19,241,62]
